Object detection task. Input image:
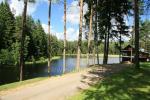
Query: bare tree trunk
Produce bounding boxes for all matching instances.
[76,0,83,70]
[96,44,99,64]
[95,0,99,65]
[134,0,140,68]
[87,2,93,66]
[103,32,107,64]
[48,0,52,76]
[93,47,96,66]
[105,27,110,64]
[131,27,134,62]
[63,0,67,73]
[19,0,28,81]
[103,26,110,64]
[119,28,122,63]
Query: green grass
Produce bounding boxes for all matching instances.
[0,77,48,92]
[69,63,150,100]
[25,56,61,65]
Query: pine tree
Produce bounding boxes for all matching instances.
[0,1,15,50]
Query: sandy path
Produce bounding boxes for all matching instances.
[0,64,129,100]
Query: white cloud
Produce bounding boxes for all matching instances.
[65,1,88,25]
[42,23,55,34]
[42,24,79,41]
[55,32,63,40]
[66,27,77,41]
[42,23,63,40]
[10,0,47,16]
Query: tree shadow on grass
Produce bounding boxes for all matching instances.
[80,64,150,100]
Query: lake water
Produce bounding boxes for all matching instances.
[0,56,119,85]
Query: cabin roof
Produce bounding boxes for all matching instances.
[122,45,134,51]
[122,45,150,55]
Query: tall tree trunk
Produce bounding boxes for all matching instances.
[95,0,99,65]
[103,26,110,64]
[105,26,110,64]
[48,0,52,76]
[103,31,107,64]
[96,44,99,64]
[119,28,122,63]
[76,0,83,70]
[87,1,93,66]
[93,47,96,66]
[63,0,67,73]
[131,27,134,62]
[19,0,28,81]
[134,0,140,68]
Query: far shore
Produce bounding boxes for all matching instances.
[65,54,119,57]
[26,54,119,65]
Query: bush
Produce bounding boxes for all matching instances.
[0,49,14,65]
[39,57,45,62]
[0,42,20,65]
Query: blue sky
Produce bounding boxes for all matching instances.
[28,0,86,41]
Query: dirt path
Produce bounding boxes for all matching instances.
[0,64,130,100]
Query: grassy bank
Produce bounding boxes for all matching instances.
[25,56,61,65]
[69,63,150,100]
[0,77,48,92]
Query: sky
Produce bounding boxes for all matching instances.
[0,0,88,41]
[0,0,149,41]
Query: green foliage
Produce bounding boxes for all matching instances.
[0,1,15,50]
[24,36,30,59]
[39,57,46,63]
[0,49,14,65]
[0,42,20,65]
[15,16,48,60]
[139,20,150,52]
[0,2,63,65]
[140,20,150,41]
[11,42,20,65]
[129,19,150,52]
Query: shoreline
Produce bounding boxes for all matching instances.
[64,54,119,57]
[0,67,89,93]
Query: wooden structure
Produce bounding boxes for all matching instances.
[121,45,150,62]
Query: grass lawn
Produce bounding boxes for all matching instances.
[69,63,150,100]
[0,77,48,92]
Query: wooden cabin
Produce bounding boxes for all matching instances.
[121,45,150,62]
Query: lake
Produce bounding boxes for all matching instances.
[0,56,119,85]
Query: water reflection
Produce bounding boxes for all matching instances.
[0,56,119,85]
[50,56,119,75]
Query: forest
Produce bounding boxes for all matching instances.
[0,0,150,99]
